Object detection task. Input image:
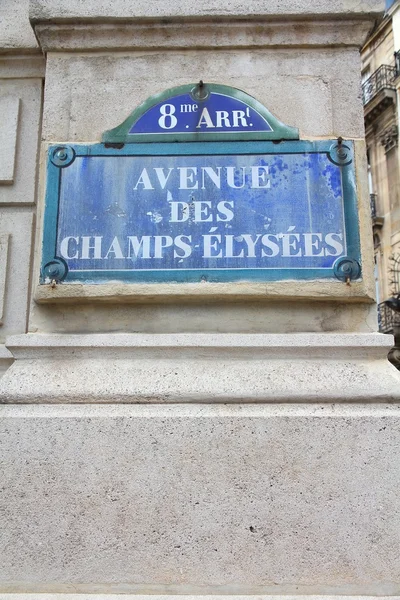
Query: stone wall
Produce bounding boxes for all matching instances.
[2,2,400,599]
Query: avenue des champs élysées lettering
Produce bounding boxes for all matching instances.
[40,82,361,286]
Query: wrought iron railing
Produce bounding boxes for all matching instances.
[378,301,400,334]
[395,50,400,76]
[362,65,397,105]
[370,193,378,218]
[389,254,400,295]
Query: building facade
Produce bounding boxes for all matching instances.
[362,0,400,355]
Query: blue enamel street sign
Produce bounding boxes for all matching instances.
[41,84,361,286]
[41,139,361,285]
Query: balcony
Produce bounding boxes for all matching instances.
[370,193,384,227]
[378,301,400,334]
[395,50,400,75]
[370,193,377,218]
[362,64,397,105]
[363,65,397,126]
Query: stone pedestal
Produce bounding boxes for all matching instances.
[2,1,400,599]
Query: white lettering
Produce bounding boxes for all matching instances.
[127,236,151,259]
[179,167,198,189]
[158,104,177,129]
[242,234,262,258]
[194,201,213,222]
[261,234,279,257]
[216,201,234,222]
[226,166,246,189]
[104,236,124,259]
[134,168,154,190]
[303,233,324,257]
[232,110,247,127]
[60,236,79,259]
[196,108,215,129]
[154,167,174,190]
[324,232,344,256]
[251,166,271,189]
[203,234,222,258]
[180,103,198,113]
[282,233,302,257]
[81,236,102,259]
[174,235,192,258]
[154,235,173,258]
[216,111,231,128]
[201,167,221,189]
[225,235,244,258]
[170,201,189,222]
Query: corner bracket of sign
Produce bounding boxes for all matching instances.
[41,257,69,284]
[50,145,76,168]
[328,138,353,166]
[101,83,299,144]
[333,257,361,282]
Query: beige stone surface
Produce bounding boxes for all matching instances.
[29,0,383,22]
[0,211,34,342]
[29,298,379,335]
[1,404,400,595]
[0,344,13,377]
[1,333,399,403]
[0,97,20,184]
[0,79,42,205]
[0,55,45,79]
[41,48,364,142]
[0,0,38,52]
[1,597,399,600]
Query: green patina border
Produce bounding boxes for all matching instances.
[102,83,299,144]
[40,139,361,286]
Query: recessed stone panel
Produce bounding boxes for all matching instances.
[0,97,20,185]
[0,211,33,341]
[0,233,10,325]
[0,80,42,205]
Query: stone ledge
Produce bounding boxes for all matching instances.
[29,0,381,53]
[0,595,399,600]
[4,332,395,353]
[34,20,373,52]
[34,280,376,304]
[0,55,45,79]
[1,333,398,404]
[29,0,383,23]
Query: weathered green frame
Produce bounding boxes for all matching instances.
[40,139,361,285]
